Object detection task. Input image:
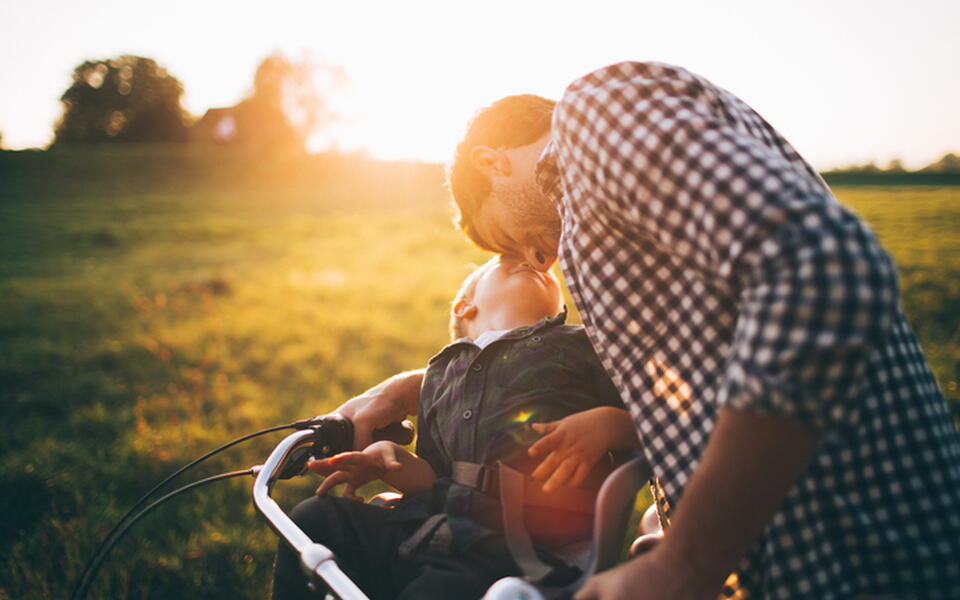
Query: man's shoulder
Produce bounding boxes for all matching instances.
[560,61,707,103]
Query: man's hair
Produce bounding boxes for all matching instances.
[446,95,556,250]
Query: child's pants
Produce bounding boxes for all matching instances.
[271,495,524,600]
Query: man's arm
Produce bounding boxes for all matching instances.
[663,408,818,586]
[335,369,425,449]
[576,408,818,600]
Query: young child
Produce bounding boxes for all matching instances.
[272,256,641,600]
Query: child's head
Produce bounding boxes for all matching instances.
[449,255,562,340]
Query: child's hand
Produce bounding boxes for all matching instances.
[308,441,403,500]
[528,407,639,493]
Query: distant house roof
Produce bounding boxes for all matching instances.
[190,107,238,143]
[188,102,300,148]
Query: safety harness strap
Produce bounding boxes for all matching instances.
[450,461,596,514]
[397,513,447,559]
[450,460,600,582]
[497,462,555,582]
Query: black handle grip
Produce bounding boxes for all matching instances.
[298,415,415,455]
[279,416,416,479]
[372,420,415,446]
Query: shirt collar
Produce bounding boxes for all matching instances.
[431,307,569,363]
[472,328,512,349]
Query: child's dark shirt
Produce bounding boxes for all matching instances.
[391,310,625,551]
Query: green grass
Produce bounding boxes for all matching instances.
[0,148,957,599]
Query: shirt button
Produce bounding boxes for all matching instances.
[462,409,473,420]
[471,363,483,372]
[531,335,542,343]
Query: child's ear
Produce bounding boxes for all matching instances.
[453,299,478,320]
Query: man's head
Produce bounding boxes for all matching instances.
[447,95,561,272]
[449,255,562,340]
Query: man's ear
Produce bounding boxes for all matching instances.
[470,146,511,177]
[453,299,478,320]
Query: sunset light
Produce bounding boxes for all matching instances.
[2,2,958,599]
[2,0,958,168]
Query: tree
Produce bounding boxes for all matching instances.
[885,159,905,172]
[923,153,960,173]
[232,53,345,150]
[54,55,188,144]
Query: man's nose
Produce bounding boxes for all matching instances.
[521,246,557,272]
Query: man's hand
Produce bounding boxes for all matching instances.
[528,407,640,493]
[335,369,424,449]
[308,441,403,499]
[574,545,714,600]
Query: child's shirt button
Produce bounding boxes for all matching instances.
[462,410,473,420]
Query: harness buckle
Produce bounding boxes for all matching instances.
[478,464,499,494]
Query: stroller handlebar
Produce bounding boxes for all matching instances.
[253,419,373,599]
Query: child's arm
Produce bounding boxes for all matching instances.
[528,406,641,493]
[334,369,425,450]
[308,441,437,499]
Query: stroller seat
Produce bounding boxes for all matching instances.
[481,454,653,599]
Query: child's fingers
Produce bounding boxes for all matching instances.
[328,452,366,466]
[343,484,360,501]
[568,461,593,489]
[315,471,346,496]
[307,459,336,475]
[542,458,577,494]
[530,421,559,435]
[531,451,564,481]
[528,429,562,457]
[378,444,403,471]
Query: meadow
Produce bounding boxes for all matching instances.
[0,147,957,599]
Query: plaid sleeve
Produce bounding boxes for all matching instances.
[552,62,900,430]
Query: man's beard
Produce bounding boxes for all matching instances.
[505,179,562,244]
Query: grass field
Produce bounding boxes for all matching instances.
[1,147,957,599]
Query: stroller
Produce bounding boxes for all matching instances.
[255,416,655,600]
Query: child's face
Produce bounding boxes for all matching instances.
[469,255,562,324]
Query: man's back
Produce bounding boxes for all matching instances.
[540,60,960,598]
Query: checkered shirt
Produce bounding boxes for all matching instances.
[537,61,960,599]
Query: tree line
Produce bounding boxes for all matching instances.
[828,154,960,174]
[0,55,957,169]
[47,53,344,151]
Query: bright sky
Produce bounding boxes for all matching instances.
[1,0,957,169]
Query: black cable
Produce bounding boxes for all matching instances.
[69,422,300,600]
[74,469,255,600]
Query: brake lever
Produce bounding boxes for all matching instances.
[276,446,314,480]
[276,415,416,481]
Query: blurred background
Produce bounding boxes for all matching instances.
[1,1,957,598]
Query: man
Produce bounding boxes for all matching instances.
[340,62,960,598]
